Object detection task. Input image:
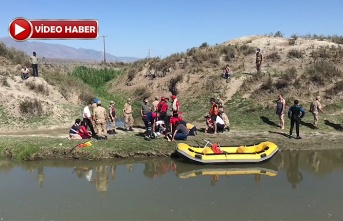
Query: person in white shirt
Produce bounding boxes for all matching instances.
[21,66,30,80]
[83,101,96,136]
[215,116,225,132]
[30,52,39,78]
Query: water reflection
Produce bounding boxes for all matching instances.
[287,152,303,189]
[1,149,343,193]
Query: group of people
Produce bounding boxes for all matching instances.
[221,48,263,82]
[140,95,197,141]
[276,94,324,139]
[20,52,39,80]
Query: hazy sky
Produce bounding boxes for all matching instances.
[1,0,343,58]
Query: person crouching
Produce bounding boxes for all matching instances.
[142,112,157,140]
[69,118,82,140]
[179,116,197,136]
[168,121,189,141]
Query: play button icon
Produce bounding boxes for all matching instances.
[9,18,32,41]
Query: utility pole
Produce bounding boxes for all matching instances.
[146,49,151,59]
[101,35,107,63]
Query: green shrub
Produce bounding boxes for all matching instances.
[78,93,96,104]
[326,81,343,95]
[240,45,255,56]
[71,66,122,88]
[266,52,281,62]
[260,75,274,91]
[169,74,183,95]
[127,68,137,82]
[2,78,10,87]
[287,49,304,58]
[19,99,45,116]
[199,42,209,49]
[305,61,343,85]
[280,67,297,82]
[274,31,284,38]
[220,45,236,61]
[25,81,49,96]
[134,87,151,100]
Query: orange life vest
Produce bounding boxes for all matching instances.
[209,103,219,116]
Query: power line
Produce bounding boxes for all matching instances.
[101,35,107,63]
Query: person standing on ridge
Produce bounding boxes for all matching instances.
[30,52,39,78]
[288,100,305,139]
[256,48,263,73]
[309,96,324,129]
[123,98,134,131]
[276,94,286,130]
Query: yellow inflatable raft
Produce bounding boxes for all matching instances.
[176,140,279,164]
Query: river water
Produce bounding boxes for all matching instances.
[1,150,343,220]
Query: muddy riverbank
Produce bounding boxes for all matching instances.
[0,127,342,161]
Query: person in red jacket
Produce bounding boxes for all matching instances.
[157,97,169,131]
[209,98,219,135]
[79,120,92,139]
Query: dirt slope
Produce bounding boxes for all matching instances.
[111,35,343,118]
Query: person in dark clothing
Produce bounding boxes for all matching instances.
[30,52,39,78]
[143,112,157,140]
[288,100,305,139]
[169,121,189,141]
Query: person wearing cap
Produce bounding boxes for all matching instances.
[83,101,96,137]
[152,96,160,112]
[108,101,117,134]
[141,97,151,117]
[310,96,324,128]
[93,101,108,139]
[123,98,134,131]
[171,95,180,115]
[256,48,263,72]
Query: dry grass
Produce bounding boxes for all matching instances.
[266,52,281,62]
[25,81,50,96]
[19,99,45,116]
[304,61,343,85]
[134,87,151,101]
[287,49,304,58]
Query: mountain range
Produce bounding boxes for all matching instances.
[0,37,139,62]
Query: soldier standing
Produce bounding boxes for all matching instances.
[310,96,324,128]
[217,96,230,131]
[256,48,263,73]
[123,98,134,131]
[93,101,108,139]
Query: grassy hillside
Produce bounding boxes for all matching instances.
[110,34,343,131]
[1,34,343,133]
[0,42,133,131]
